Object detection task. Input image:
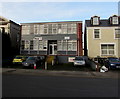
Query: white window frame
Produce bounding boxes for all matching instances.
[40,25,44,34]
[34,24,40,34]
[24,40,30,50]
[112,17,119,25]
[57,40,77,51]
[44,24,48,34]
[114,28,120,39]
[71,23,77,34]
[93,17,99,25]
[100,43,116,56]
[52,24,57,34]
[22,25,30,35]
[93,28,101,39]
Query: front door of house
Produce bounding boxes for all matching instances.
[49,44,57,55]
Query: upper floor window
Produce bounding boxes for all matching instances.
[22,25,30,35]
[112,16,119,25]
[94,29,100,39]
[109,15,119,25]
[34,25,40,34]
[91,16,100,25]
[115,29,120,39]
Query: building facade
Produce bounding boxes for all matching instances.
[0,16,21,58]
[84,15,120,58]
[20,21,83,63]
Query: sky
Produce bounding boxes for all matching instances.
[0,2,119,24]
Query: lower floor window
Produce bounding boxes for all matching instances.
[21,40,47,51]
[21,39,77,51]
[23,40,30,50]
[58,40,77,51]
[101,44,115,56]
[33,40,47,50]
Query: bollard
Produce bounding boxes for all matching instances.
[52,60,54,66]
[45,62,47,70]
[95,64,98,71]
[34,63,36,69]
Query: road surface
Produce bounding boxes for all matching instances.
[2,73,119,98]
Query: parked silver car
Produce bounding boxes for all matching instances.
[73,56,86,66]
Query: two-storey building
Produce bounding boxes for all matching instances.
[20,21,83,63]
[84,15,120,58]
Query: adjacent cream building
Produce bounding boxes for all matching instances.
[84,15,120,58]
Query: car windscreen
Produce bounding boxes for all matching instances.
[27,57,36,60]
[75,57,84,60]
[15,57,22,59]
[110,59,120,62]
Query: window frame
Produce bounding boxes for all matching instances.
[57,40,77,51]
[22,25,30,35]
[92,17,99,25]
[112,16,119,25]
[93,29,101,39]
[114,28,120,39]
[24,40,30,50]
[100,43,116,56]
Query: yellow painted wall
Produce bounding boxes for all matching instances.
[87,27,119,58]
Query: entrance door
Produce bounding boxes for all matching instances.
[49,44,57,55]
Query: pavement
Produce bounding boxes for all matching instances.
[1,68,120,79]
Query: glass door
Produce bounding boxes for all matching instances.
[49,44,57,55]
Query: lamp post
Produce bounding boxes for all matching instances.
[64,36,70,55]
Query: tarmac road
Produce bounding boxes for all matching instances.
[1,68,120,98]
[2,73,119,97]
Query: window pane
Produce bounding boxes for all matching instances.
[115,34,120,38]
[112,17,118,24]
[72,28,76,34]
[109,50,114,55]
[21,40,25,50]
[30,40,33,50]
[33,40,38,50]
[95,34,99,38]
[73,42,77,51]
[53,24,57,28]
[101,44,115,56]
[44,29,47,34]
[48,24,52,34]
[94,29,100,38]
[101,45,107,49]
[58,29,62,34]
[93,17,99,25]
[115,29,120,38]
[53,29,57,34]
[25,41,30,50]
[58,41,62,50]
[108,45,114,49]
[102,50,107,55]
[63,41,67,50]
[58,24,61,29]
[68,42,72,51]
[40,25,44,34]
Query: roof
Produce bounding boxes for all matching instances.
[85,19,120,27]
[0,16,20,26]
[20,21,82,25]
